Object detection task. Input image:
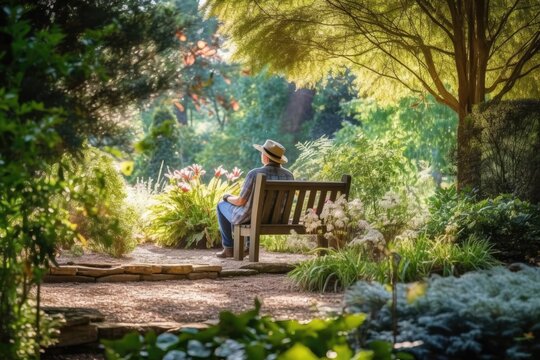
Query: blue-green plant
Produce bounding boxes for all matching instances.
[102,299,402,360]
[344,266,540,359]
[146,164,242,248]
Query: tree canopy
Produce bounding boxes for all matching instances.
[207,0,540,189]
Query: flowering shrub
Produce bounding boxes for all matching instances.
[303,195,386,258]
[146,164,242,248]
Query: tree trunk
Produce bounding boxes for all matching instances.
[456,107,482,192]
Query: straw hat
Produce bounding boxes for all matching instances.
[253,139,288,164]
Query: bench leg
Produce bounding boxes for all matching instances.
[249,233,260,262]
[316,234,329,256]
[233,226,244,261]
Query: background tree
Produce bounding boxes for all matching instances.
[0,1,195,357]
[207,0,540,190]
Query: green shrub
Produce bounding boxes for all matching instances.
[292,129,420,218]
[423,188,540,263]
[146,164,242,248]
[474,100,540,202]
[289,235,498,292]
[260,234,316,253]
[344,266,540,359]
[102,300,389,360]
[289,247,388,292]
[64,147,139,257]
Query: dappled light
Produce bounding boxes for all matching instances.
[1,0,539,359]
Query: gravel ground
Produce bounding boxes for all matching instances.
[42,244,344,323]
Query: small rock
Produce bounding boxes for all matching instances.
[43,307,105,326]
[192,264,222,273]
[77,266,124,277]
[43,275,95,283]
[122,264,162,274]
[96,274,141,283]
[188,272,218,280]
[161,264,193,275]
[141,274,188,281]
[240,263,295,274]
[53,324,98,347]
[49,266,78,276]
[219,269,259,277]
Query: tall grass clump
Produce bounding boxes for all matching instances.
[289,235,499,292]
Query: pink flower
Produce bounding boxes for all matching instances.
[231,167,242,179]
[188,164,206,178]
[226,167,242,182]
[179,182,191,192]
[178,168,193,181]
[214,165,227,178]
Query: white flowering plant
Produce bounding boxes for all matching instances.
[303,195,387,259]
[146,164,242,248]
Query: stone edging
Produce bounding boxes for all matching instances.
[44,262,296,283]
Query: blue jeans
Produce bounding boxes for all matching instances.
[216,201,249,249]
[217,201,236,248]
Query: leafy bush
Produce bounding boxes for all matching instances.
[102,300,388,360]
[291,127,430,222]
[289,235,498,292]
[423,188,540,263]
[344,266,540,359]
[64,147,139,257]
[260,234,316,253]
[146,164,242,248]
[473,100,540,202]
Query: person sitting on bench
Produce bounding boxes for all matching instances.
[216,139,294,258]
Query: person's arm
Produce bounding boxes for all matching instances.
[222,170,255,207]
[223,194,247,206]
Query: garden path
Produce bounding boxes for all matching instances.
[41,244,343,324]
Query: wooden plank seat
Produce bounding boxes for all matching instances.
[233,173,352,262]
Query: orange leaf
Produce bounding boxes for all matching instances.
[176,31,187,42]
[230,100,240,111]
[183,53,195,66]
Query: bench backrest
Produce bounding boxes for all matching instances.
[250,173,352,226]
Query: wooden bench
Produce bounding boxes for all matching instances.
[233,173,352,262]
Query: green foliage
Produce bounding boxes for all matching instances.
[292,127,422,220]
[423,188,540,263]
[195,71,295,171]
[135,107,183,180]
[208,1,540,107]
[473,100,540,202]
[343,96,457,177]
[0,7,79,357]
[344,266,540,359]
[146,165,242,248]
[289,235,498,292]
[260,234,316,254]
[102,300,373,360]
[64,147,139,257]
[303,70,358,139]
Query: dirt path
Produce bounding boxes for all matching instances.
[42,244,343,323]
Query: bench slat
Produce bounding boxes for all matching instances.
[316,190,328,215]
[305,190,317,214]
[281,190,296,223]
[271,190,287,223]
[261,190,277,224]
[292,189,306,223]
